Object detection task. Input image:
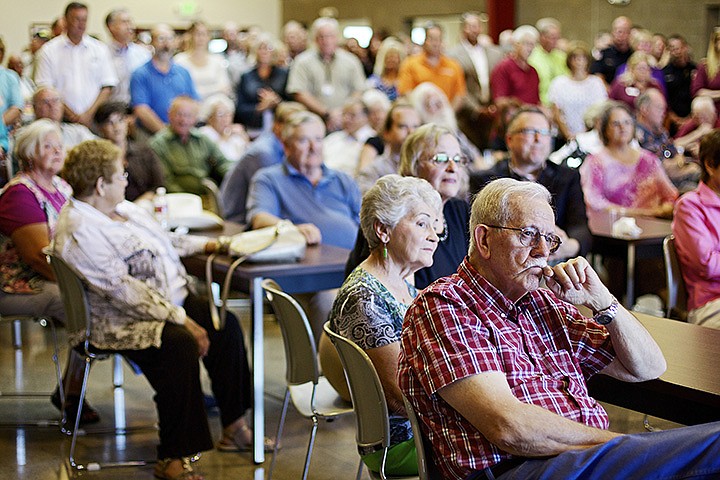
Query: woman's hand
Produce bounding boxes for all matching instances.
[185,317,210,357]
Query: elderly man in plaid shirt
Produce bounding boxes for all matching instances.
[398,177,720,480]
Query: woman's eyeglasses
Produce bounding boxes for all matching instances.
[427,153,470,166]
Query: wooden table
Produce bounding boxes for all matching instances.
[588,313,720,425]
[184,225,350,463]
[587,211,672,308]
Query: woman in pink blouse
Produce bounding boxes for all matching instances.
[672,129,720,328]
[580,102,677,217]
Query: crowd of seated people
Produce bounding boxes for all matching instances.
[6,3,720,478]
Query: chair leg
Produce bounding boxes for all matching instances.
[356,457,364,480]
[301,415,319,480]
[268,388,290,480]
[113,354,124,388]
[67,356,92,469]
[12,319,22,349]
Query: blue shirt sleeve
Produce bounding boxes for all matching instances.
[246,167,281,221]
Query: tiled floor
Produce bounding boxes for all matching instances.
[0,308,681,480]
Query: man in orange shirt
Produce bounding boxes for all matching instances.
[398,23,467,109]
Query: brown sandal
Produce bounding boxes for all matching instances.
[154,457,204,480]
[217,424,276,452]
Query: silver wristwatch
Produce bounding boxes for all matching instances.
[593,298,619,325]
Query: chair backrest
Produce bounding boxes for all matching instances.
[261,279,320,386]
[401,394,435,480]
[663,235,688,321]
[47,252,92,339]
[323,322,389,458]
[201,178,223,216]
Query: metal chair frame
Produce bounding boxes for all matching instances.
[324,322,419,480]
[663,235,688,321]
[48,252,150,473]
[262,279,353,480]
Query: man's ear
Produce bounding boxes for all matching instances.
[474,224,491,259]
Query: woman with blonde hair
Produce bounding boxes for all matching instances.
[175,21,233,101]
[691,28,720,110]
[609,51,664,110]
[366,37,406,101]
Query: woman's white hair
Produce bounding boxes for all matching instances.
[13,119,63,171]
[360,174,442,250]
[373,37,406,77]
[199,94,235,122]
[408,82,457,130]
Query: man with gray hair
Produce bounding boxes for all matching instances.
[399,177,720,480]
[528,17,569,105]
[286,17,366,131]
[247,110,360,339]
[490,25,541,106]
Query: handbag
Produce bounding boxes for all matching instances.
[205,220,307,330]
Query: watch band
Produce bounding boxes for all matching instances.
[593,297,619,325]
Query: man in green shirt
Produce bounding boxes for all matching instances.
[149,96,232,196]
[528,18,569,106]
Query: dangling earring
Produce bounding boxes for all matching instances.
[382,242,388,259]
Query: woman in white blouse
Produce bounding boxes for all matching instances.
[53,139,267,480]
[548,42,608,139]
[175,21,233,101]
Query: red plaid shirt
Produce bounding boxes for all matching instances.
[398,258,615,480]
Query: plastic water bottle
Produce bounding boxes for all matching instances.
[153,187,169,230]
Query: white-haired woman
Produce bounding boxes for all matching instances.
[367,37,406,101]
[199,94,249,162]
[346,123,472,290]
[326,174,442,476]
[0,119,99,425]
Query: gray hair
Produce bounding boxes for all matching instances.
[635,88,663,112]
[399,123,455,176]
[13,119,63,172]
[199,94,235,122]
[468,178,551,256]
[512,25,539,44]
[311,17,339,39]
[535,18,560,35]
[280,110,325,141]
[361,174,442,250]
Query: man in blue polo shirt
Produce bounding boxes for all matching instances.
[247,110,360,250]
[130,23,199,134]
[246,110,360,339]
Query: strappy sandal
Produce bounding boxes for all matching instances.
[217,424,276,452]
[154,457,204,480]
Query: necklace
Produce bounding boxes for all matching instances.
[438,218,448,242]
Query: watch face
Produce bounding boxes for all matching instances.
[595,313,614,325]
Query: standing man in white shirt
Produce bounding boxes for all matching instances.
[105,8,151,104]
[35,2,118,129]
[448,12,504,150]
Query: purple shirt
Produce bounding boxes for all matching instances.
[0,183,67,235]
[672,182,720,311]
[398,258,614,479]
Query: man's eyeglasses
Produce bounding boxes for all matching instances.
[427,153,470,166]
[509,128,551,137]
[485,225,562,254]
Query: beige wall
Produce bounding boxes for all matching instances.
[0,0,281,59]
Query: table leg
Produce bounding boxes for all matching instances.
[251,276,265,464]
[625,243,636,308]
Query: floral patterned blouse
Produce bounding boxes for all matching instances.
[52,198,208,350]
[329,266,417,448]
[580,148,678,211]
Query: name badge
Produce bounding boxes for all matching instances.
[321,84,335,97]
[625,86,640,97]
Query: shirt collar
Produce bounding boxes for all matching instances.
[697,181,720,208]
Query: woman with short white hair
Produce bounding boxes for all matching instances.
[326,174,442,476]
[199,94,249,162]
